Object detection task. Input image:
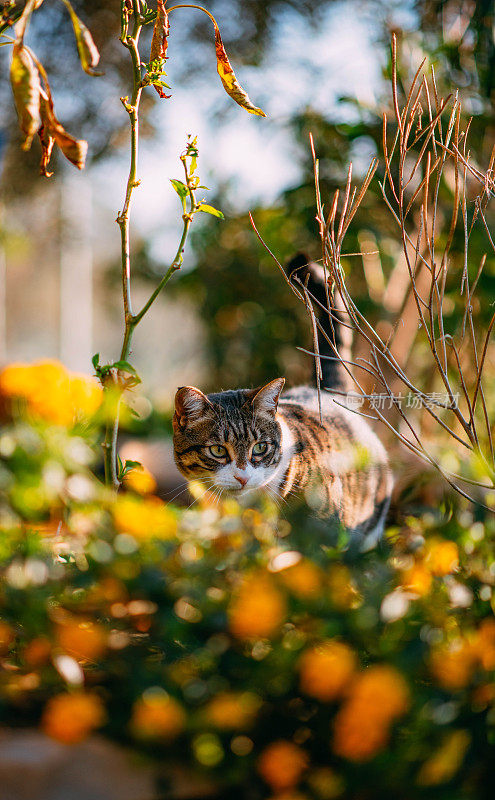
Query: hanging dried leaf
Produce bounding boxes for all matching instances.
[147,0,170,98]
[150,0,169,63]
[10,42,41,150]
[33,58,88,173]
[213,22,265,117]
[38,92,54,177]
[61,0,102,76]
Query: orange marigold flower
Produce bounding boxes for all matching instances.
[57,619,107,662]
[430,638,477,690]
[228,574,286,640]
[42,692,106,744]
[280,560,324,599]
[0,620,14,655]
[124,465,157,496]
[204,691,261,729]
[348,665,410,720]
[24,637,51,667]
[425,539,459,576]
[112,495,177,539]
[400,562,432,596]
[130,693,186,740]
[257,740,309,791]
[333,702,389,762]
[475,618,495,671]
[299,641,357,702]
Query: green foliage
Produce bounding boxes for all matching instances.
[0,402,494,798]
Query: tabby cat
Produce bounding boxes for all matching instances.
[173,255,392,548]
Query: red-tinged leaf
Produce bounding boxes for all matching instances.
[38,92,55,177]
[150,0,169,62]
[52,124,88,170]
[61,0,102,76]
[10,42,41,150]
[213,23,265,117]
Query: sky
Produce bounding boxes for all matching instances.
[91,1,390,265]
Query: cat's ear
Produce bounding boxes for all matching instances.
[251,378,285,415]
[174,386,213,428]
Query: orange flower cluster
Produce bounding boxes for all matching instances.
[298,641,357,702]
[280,560,324,599]
[401,537,459,595]
[112,494,177,539]
[204,691,260,729]
[430,619,495,690]
[0,620,14,655]
[228,573,286,640]
[42,692,106,744]
[56,618,107,662]
[333,665,410,762]
[123,465,157,495]
[257,740,309,791]
[130,692,186,740]
[0,360,102,426]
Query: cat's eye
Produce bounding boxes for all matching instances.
[209,444,227,458]
[252,441,268,456]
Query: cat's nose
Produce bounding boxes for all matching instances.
[234,475,248,487]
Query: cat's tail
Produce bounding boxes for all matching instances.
[286,253,353,393]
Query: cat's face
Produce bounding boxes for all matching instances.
[173,378,285,494]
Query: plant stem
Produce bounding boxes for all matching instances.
[103,0,143,488]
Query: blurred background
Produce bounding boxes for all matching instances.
[1,0,494,496]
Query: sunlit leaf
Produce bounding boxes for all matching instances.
[10,42,41,151]
[170,179,188,201]
[197,203,224,219]
[38,92,54,176]
[213,21,265,117]
[61,0,102,76]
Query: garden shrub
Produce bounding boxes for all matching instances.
[0,361,494,799]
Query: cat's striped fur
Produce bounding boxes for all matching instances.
[173,255,392,547]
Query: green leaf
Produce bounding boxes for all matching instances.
[112,360,138,376]
[170,179,188,201]
[91,353,100,369]
[197,203,224,219]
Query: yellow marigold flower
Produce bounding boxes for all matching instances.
[68,373,102,420]
[0,620,14,655]
[124,465,157,496]
[57,619,107,662]
[400,562,432,596]
[425,538,459,576]
[333,703,389,762]
[204,691,261,729]
[113,495,177,539]
[280,560,324,599]
[0,361,101,426]
[348,665,410,720]
[130,693,186,740]
[42,692,106,744]
[299,641,357,702]
[327,565,361,610]
[228,574,286,640]
[417,730,470,786]
[257,740,309,791]
[430,638,477,690]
